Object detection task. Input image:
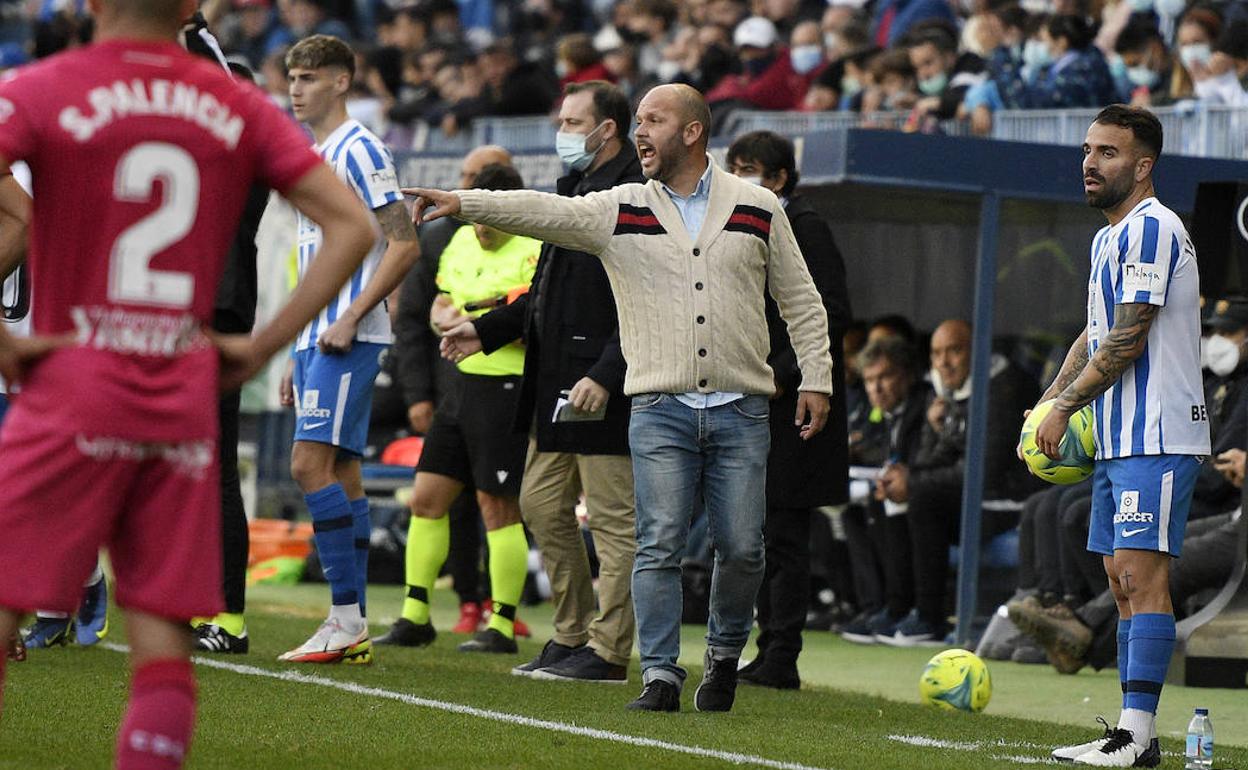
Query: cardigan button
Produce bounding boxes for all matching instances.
[695,282,703,290]
[692,248,700,256]
[698,378,708,387]
[698,349,707,357]
[696,315,705,324]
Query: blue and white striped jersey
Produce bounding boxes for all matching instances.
[1086,197,1209,459]
[295,119,402,351]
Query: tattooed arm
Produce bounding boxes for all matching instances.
[1034,303,1158,458]
[1038,326,1089,404]
[317,200,421,353]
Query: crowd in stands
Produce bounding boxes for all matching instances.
[7,0,1248,143]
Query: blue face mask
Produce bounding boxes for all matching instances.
[1022,39,1053,70]
[555,121,607,171]
[790,45,823,75]
[1127,65,1159,88]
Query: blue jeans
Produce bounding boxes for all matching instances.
[628,393,771,687]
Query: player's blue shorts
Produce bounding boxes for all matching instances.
[291,342,387,456]
[1088,454,1202,557]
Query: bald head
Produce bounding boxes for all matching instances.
[649,84,711,149]
[459,145,513,188]
[930,319,972,393]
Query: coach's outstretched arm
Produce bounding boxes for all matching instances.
[405,187,617,257]
[1035,306,1157,460]
[218,164,374,390]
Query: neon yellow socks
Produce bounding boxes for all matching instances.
[401,515,449,625]
[484,523,527,639]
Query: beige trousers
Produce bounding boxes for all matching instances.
[519,439,636,666]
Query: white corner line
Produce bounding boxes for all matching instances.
[100,643,832,770]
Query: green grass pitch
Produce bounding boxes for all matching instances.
[2,583,1245,770]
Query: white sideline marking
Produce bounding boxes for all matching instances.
[887,735,1060,765]
[101,644,830,770]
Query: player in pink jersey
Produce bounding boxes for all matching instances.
[0,0,378,765]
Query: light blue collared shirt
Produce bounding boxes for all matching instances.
[661,162,744,410]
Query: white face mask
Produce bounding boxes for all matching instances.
[1180,43,1213,71]
[655,59,682,82]
[738,175,763,187]
[1203,334,1241,376]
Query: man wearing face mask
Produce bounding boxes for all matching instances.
[1201,297,1248,431]
[709,19,830,112]
[725,131,850,688]
[466,81,644,683]
[904,22,986,120]
[1113,19,1170,106]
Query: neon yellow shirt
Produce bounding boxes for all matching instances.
[436,225,540,377]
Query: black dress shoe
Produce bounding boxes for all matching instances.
[625,680,680,712]
[694,651,739,712]
[458,628,518,654]
[738,659,800,690]
[375,618,436,647]
[736,653,766,678]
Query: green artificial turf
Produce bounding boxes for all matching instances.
[1,582,1244,770]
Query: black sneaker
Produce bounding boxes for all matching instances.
[512,640,583,677]
[738,658,800,690]
[533,647,628,684]
[194,623,249,654]
[736,653,765,678]
[625,680,680,712]
[694,651,739,712]
[458,628,517,654]
[375,618,436,647]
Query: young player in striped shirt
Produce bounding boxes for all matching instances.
[1032,105,1210,768]
[279,34,421,665]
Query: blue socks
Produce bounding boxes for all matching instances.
[351,497,370,617]
[307,484,358,608]
[1124,613,1175,715]
[1117,618,1132,707]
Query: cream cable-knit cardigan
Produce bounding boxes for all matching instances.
[457,157,834,398]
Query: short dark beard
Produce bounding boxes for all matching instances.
[1085,173,1133,210]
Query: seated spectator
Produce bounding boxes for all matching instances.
[905,21,987,121]
[1171,8,1223,101]
[874,320,1040,646]
[706,16,780,105]
[661,23,736,91]
[283,0,352,42]
[1190,18,1248,105]
[1113,16,1173,107]
[709,19,830,111]
[861,46,917,113]
[869,0,958,48]
[220,0,293,71]
[624,0,680,77]
[968,14,1117,134]
[441,40,557,134]
[556,32,615,87]
[839,335,930,644]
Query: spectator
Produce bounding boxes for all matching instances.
[869,0,958,49]
[1114,16,1172,106]
[727,130,852,689]
[875,319,1040,646]
[710,19,829,111]
[441,40,558,134]
[861,47,917,112]
[626,0,680,77]
[556,32,614,86]
[219,0,292,70]
[1170,7,1221,100]
[388,6,430,56]
[706,15,779,104]
[905,21,987,120]
[283,0,351,42]
[1189,18,1248,104]
[840,335,929,644]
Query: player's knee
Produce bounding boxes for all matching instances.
[408,495,446,521]
[478,493,521,529]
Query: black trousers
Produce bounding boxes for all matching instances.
[907,483,1019,625]
[219,391,248,615]
[755,506,812,665]
[842,501,915,618]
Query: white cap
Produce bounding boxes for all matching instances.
[733,16,778,49]
[593,25,625,53]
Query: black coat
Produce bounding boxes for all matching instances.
[765,194,853,508]
[473,148,643,456]
[393,216,461,411]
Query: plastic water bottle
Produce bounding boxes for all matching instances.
[1185,708,1213,770]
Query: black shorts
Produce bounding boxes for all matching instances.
[416,372,526,496]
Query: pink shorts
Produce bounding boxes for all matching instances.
[0,412,223,620]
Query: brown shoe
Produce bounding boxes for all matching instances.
[1008,598,1093,675]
